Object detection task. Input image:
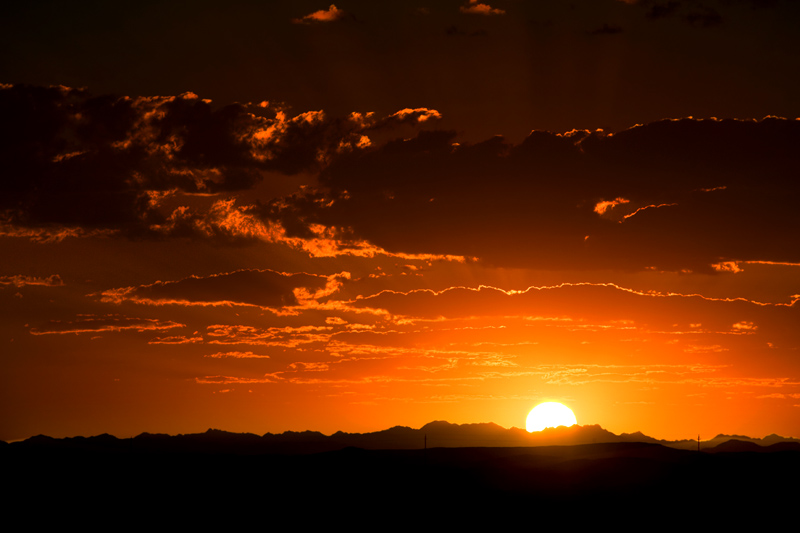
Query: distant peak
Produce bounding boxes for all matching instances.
[712,433,750,440]
[421,420,455,430]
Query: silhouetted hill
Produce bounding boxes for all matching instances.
[707,438,764,453]
[4,434,798,528]
[4,422,798,454]
[707,438,800,453]
[702,432,800,449]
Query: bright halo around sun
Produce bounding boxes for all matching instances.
[526,402,578,432]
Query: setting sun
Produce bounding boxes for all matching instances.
[3,3,800,526]
[526,402,578,432]
[2,1,800,447]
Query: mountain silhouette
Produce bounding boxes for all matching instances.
[5,422,798,454]
[4,422,798,528]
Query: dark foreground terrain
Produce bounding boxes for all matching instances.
[4,437,799,527]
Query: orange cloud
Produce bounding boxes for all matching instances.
[744,261,800,267]
[292,5,345,24]
[0,274,63,287]
[535,363,798,390]
[387,108,443,123]
[594,197,630,215]
[148,335,204,344]
[682,344,728,353]
[460,1,505,15]
[621,203,678,220]
[205,351,270,359]
[152,197,469,261]
[30,315,184,336]
[0,224,114,242]
[205,324,334,347]
[711,261,743,273]
[287,362,330,372]
[196,375,278,384]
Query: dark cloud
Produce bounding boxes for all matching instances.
[5,86,799,273]
[268,117,800,272]
[0,84,438,240]
[100,269,345,310]
[3,1,799,143]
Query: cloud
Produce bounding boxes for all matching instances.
[538,363,798,390]
[205,351,270,359]
[287,361,330,371]
[620,203,678,221]
[349,282,799,352]
[100,269,348,312]
[292,5,346,24]
[170,277,800,397]
[683,344,727,353]
[205,324,334,347]
[0,224,113,243]
[145,195,470,261]
[148,335,204,344]
[460,1,505,16]
[711,261,743,273]
[270,117,800,272]
[594,197,630,216]
[0,274,63,287]
[0,84,441,242]
[193,358,798,393]
[29,314,184,335]
[196,375,278,385]
[6,85,800,274]
[383,108,443,125]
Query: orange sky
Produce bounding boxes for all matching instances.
[2,0,799,442]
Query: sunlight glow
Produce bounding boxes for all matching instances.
[526,402,577,432]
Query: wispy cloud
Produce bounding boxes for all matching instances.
[30,315,184,335]
[99,269,348,313]
[0,274,63,287]
[205,351,270,359]
[148,335,204,345]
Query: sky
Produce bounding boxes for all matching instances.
[1,0,799,442]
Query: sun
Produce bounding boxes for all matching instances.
[526,402,578,432]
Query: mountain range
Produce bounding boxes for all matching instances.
[5,421,799,528]
[5,421,798,455]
